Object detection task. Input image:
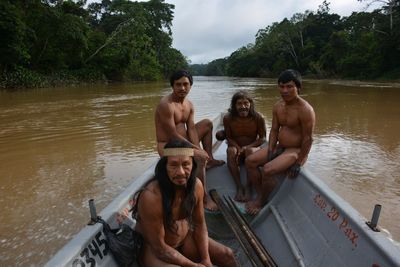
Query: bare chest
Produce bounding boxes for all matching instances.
[229,118,258,137]
[277,106,300,128]
[172,103,190,124]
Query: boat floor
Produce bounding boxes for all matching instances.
[205,140,279,266]
[205,140,400,267]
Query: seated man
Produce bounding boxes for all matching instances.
[222,91,266,202]
[132,140,238,267]
[245,69,315,215]
[155,70,224,211]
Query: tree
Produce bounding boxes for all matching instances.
[358,0,399,33]
[0,1,29,72]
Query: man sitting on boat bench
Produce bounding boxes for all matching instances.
[245,69,316,215]
[221,90,266,202]
[132,140,239,267]
[155,70,224,211]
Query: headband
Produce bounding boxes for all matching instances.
[163,147,194,157]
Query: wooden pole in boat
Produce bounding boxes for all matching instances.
[225,196,277,267]
[209,189,260,267]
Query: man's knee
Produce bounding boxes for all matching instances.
[222,247,236,265]
[263,162,277,176]
[214,246,236,266]
[194,155,207,166]
[225,246,235,259]
[197,118,213,131]
[244,146,255,156]
[245,155,258,169]
[215,129,226,141]
[194,148,209,159]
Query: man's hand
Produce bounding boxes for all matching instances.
[288,163,301,178]
[233,146,241,165]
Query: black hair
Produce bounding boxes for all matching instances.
[278,69,302,93]
[228,90,257,118]
[169,70,193,87]
[132,140,197,234]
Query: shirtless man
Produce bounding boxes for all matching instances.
[155,70,224,211]
[133,140,238,267]
[245,69,315,215]
[222,91,266,202]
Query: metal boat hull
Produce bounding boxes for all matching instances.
[45,113,400,267]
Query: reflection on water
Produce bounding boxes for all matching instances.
[0,77,399,266]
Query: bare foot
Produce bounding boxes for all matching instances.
[204,195,219,211]
[245,200,262,215]
[234,186,246,202]
[206,159,225,169]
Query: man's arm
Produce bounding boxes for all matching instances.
[186,102,201,148]
[268,105,279,153]
[246,114,267,148]
[192,179,212,267]
[296,104,315,166]
[138,189,199,267]
[223,115,240,150]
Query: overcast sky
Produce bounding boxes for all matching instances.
[165,0,377,64]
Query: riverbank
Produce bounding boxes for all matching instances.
[0,67,108,90]
[2,67,399,90]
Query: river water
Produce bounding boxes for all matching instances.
[0,77,399,266]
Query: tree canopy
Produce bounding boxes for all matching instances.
[0,0,189,88]
[192,0,400,79]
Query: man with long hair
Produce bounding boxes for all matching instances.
[133,140,238,267]
[155,70,224,211]
[222,91,266,202]
[245,69,315,215]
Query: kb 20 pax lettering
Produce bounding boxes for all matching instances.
[313,194,359,247]
[72,231,109,267]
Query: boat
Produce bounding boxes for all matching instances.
[45,113,400,267]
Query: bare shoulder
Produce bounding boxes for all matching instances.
[256,111,266,122]
[297,98,315,127]
[223,113,230,120]
[185,98,194,110]
[139,181,161,208]
[223,113,232,123]
[299,98,315,115]
[273,99,285,111]
[156,95,173,111]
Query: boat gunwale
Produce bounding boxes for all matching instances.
[251,166,400,266]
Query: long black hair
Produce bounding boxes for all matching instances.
[132,140,198,234]
[228,90,257,118]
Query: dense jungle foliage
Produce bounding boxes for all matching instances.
[1,1,399,89]
[190,0,400,80]
[0,0,188,88]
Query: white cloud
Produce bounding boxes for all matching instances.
[166,0,371,64]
